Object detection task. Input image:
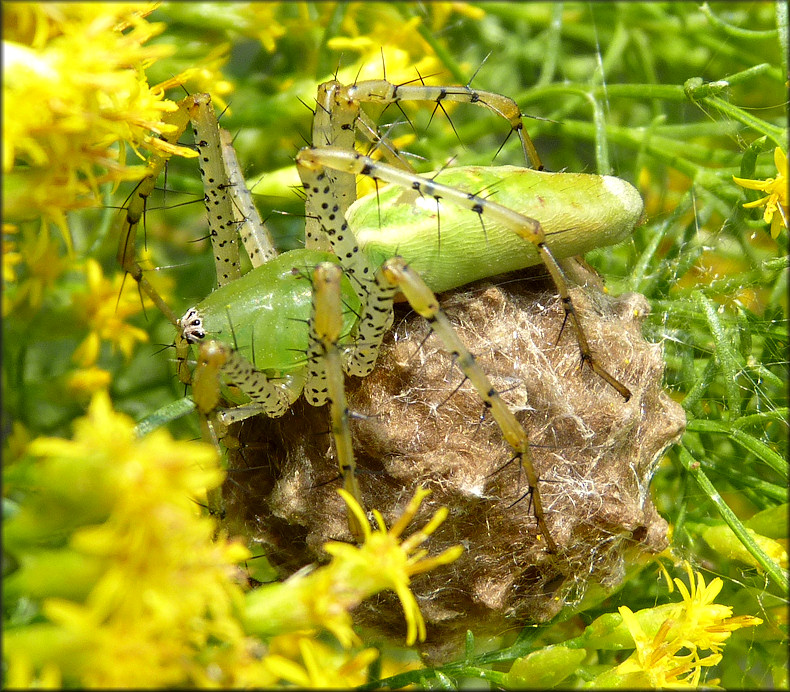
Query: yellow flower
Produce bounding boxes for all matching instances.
[65,367,113,399]
[601,563,763,688]
[264,635,379,687]
[244,3,288,53]
[2,223,22,281]
[71,258,153,367]
[2,222,68,315]
[3,656,62,690]
[326,5,446,86]
[614,606,722,688]
[2,3,221,248]
[327,487,464,645]
[428,3,486,32]
[3,421,32,464]
[244,488,464,647]
[3,391,264,687]
[733,147,788,238]
[668,563,763,655]
[2,223,23,315]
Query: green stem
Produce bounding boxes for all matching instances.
[701,95,786,148]
[685,418,788,478]
[700,3,778,39]
[678,445,788,594]
[778,0,790,76]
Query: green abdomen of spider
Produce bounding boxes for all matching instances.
[193,250,361,375]
[350,165,644,295]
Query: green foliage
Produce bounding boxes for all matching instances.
[4,2,786,688]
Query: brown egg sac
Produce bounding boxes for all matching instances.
[221,270,686,662]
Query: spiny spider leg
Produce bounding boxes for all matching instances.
[218,128,278,267]
[118,93,282,390]
[310,262,366,539]
[119,94,262,308]
[188,94,243,286]
[119,79,641,550]
[297,147,632,402]
[117,97,195,327]
[380,257,558,553]
[306,80,542,252]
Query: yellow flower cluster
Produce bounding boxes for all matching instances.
[327,0,482,72]
[1,222,67,315]
[262,635,380,688]
[2,3,223,247]
[3,392,461,687]
[70,258,150,367]
[325,4,483,91]
[733,148,788,239]
[605,564,763,688]
[245,488,463,649]
[3,392,265,687]
[507,559,765,689]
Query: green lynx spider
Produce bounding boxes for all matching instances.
[118,79,643,551]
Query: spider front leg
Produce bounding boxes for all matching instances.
[118,95,245,309]
[117,95,196,327]
[116,92,246,448]
[120,92,280,390]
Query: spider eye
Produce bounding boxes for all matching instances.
[179,308,206,343]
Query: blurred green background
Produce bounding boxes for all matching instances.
[4,3,787,688]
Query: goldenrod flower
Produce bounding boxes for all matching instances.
[428,2,486,30]
[325,4,455,85]
[2,223,24,316]
[2,222,68,315]
[263,635,379,687]
[733,147,788,238]
[3,420,32,464]
[2,223,22,281]
[243,4,288,53]
[2,3,226,247]
[591,563,762,688]
[65,366,113,399]
[70,258,152,367]
[667,563,763,656]
[328,487,464,645]
[3,391,264,687]
[613,605,722,688]
[244,488,464,647]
